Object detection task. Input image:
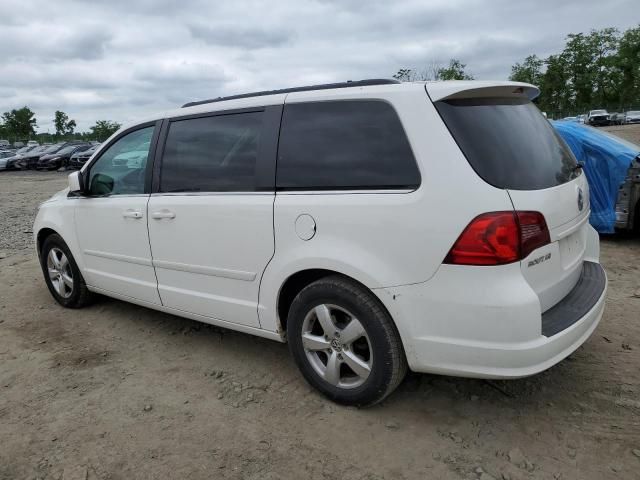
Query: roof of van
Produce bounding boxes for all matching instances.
[179,79,539,108]
[181,79,400,108]
[126,79,539,132]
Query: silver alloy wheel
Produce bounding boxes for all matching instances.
[47,247,73,298]
[301,304,373,389]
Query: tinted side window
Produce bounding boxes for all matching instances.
[277,100,420,190]
[160,112,263,193]
[88,126,154,196]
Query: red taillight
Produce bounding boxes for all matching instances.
[444,211,550,266]
[517,211,551,258]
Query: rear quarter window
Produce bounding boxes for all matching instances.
[276,100,420,190]
[435,98,578,190]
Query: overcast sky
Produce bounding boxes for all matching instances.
[0,0,637,132]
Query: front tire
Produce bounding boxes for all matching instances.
[40,234,92,308]
[287,275,407,406]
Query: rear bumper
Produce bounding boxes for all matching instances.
[377,261,606,379]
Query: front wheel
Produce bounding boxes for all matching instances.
[40,233,92,308]
[287,276,407,406]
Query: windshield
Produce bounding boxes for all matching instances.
[627,111,640,116]
[591,110,607,115]
[57,145,81,155]
[435,97,579,190]
[43,144,64,154]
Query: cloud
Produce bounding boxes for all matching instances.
[0,26,111,61]
[0,0,636,131]
[189,24,293,49]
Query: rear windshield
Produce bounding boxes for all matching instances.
[435,97,578,190]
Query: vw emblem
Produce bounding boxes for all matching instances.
[577,187,584,211]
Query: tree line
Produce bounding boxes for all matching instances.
[509,25,640,118]
[0,107,121,144]
[394,25,639,119]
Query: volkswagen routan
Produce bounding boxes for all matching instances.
[34,79,607,405]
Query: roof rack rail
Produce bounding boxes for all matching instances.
[181,78,401,108]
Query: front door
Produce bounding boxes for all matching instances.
[75,124,161,305]
[147,109,277,327]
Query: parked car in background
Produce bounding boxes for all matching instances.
[562,116,578,122]
[13,141,24,148]
[36,143,92,171]
[111,141,150,168]
[1,145,38,170]
[0,156,11,171]
[577,114,587,124]
[18,141,86,170]
[0,140,10,148]
[34,79,606,406]
[553,121,640,233]
[625,111,640,124]
[27,140,39,147]
[69,144,100,169]
[587,109,610,126]
[0,150,18,170]
[609,112,625,125]
[16,145,59,169]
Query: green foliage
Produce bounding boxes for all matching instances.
[89,120,121,142]
[394,59,473,82]
[617,25,640,106]
[510,55,544,85]
[54,110,77,137]
[437,59,474,80]
[0,107,121,144]
[510,25,640,117]
[393,68,417,82]
[1,107,37,140]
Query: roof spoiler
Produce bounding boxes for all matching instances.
[426,81,540,102]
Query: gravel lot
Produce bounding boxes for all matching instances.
[1,137,639,479]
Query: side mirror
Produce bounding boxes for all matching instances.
[68,171,84,194]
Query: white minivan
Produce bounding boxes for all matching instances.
[34,79,607,405]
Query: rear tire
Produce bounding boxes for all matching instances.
[40,234,92,308]
[287,275,407,406]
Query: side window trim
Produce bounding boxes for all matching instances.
[151,105,281,194]
[83,120,161,196]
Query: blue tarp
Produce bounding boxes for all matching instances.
[552,121,639,233]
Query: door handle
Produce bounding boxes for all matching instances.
[151,210,176,220]
[122,209,143,219]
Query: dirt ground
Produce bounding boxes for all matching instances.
[1,136,640,479]
[601,123,640,145]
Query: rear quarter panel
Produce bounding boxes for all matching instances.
[258,84,515,333]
